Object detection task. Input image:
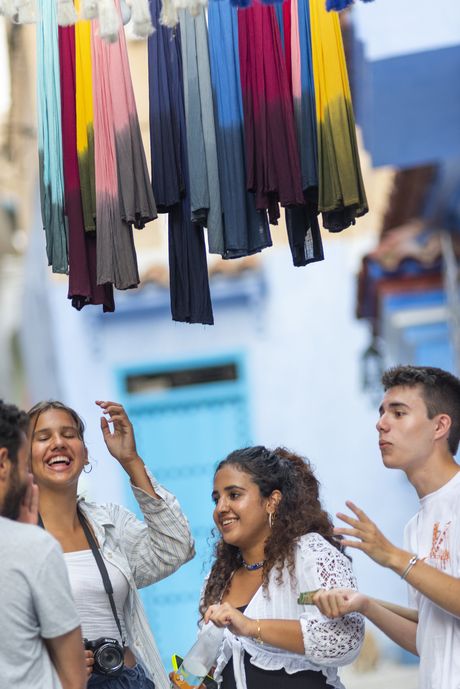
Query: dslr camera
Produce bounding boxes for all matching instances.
[84,637,124,677]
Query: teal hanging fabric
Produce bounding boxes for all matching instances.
[36,0,68,273]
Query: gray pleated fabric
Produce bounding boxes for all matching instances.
[179,8,224,256]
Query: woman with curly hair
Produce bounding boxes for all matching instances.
[183,446,364,689]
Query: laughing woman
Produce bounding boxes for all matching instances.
[185,446,364,689]
[28,400,195,689]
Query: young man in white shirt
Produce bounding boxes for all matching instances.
[313,365,460,689]
[0,399,87,689]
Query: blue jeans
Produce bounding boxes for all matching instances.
[88,664,155,689]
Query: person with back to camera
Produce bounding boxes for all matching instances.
[28,398,195,689]
[0,399,86,689]
[312,365,460,689]
[173,446,364,689]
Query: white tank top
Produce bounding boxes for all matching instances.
[64,550,129,644]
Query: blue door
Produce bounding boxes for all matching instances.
[115,354,251,667]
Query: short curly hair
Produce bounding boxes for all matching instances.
[200,446,340,615]
[382,365,460,454]
[0,400,29,464]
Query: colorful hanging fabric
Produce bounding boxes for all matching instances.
[285,200,324,266]
[91,14,140,290]
[282,0,292,93]
[179,8,224,256]
[237,0,304,224]
[148,0,214,324]
[310,0,368,230]
[284,0,323,266]
[208,0,271,257]
[109,2,157,229]
[75,0,96,232]
[326,0,374,10]
[148,0,185,211]
[295,0,317,191]
[59,25,115,311]
[36,0,68,273]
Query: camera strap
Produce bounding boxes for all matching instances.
[76,508,126,647]
[38,509,126,647]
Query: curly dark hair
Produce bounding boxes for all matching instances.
[382,365,460,455]
[200,446,339,615]
[0,400,29,464]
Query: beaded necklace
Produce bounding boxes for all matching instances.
[241,559,265,571]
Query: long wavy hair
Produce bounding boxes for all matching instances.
[200,446,339,615]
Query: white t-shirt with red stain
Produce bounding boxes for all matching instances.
[404,470,460,689]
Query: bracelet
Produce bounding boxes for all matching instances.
[401,554,418,580]
[255,619,264,645]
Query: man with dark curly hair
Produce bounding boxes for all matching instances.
[313,365,460,689]
[0,399,87,689]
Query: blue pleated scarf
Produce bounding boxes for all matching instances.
[208,0,271,257]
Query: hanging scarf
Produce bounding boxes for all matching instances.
[91,14,140,290]
[310,0,368,231]
[179,7,224,256]
[238,0,304,223]
[285,200,323,266]
[148,0,186,211]
[296,0,317,191]
[59,25,115,311]
[326,0,374,10]
[108,0,157,229]
[75,0,96,232]
[148,0,213,324]
[208,0,271,257]
[282,0,292,91]
[36,0,68,273]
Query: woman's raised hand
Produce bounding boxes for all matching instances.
[96,401,142,471]
[204,603,256,639]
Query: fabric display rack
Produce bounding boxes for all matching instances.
[1,0,374,324]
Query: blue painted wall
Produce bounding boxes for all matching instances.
[350,0,460,167]
[115,355,251,659]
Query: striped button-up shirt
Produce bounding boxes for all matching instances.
[78,468,195,689]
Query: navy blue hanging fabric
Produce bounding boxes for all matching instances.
[326,0,374,10]
[148,0,213,324]
[148,4,185,211]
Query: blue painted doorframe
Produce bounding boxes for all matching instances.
[115,353,251,666]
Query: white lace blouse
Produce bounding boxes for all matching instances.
[213,533,364,689]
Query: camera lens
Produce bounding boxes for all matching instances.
[96,643,124,674]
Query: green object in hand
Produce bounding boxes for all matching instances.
[297,590,320,605]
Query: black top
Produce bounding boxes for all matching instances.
[221,652,334,689]
[220,607,333,689]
